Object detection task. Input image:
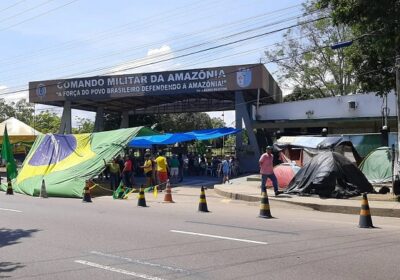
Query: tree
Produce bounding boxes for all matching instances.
[284,86,326,102]
[34,111,61,133]
[157,112,213,132]
[103,112,121,131]
[265,1,357,101]
[0,99,16,122]
[210,117,225,128]
[72,117,94,133]
[317,0,400,95]
[14,99,34,125]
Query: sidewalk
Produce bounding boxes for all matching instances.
[214,176,400,218]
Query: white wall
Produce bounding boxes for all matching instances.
[256,92,396,121]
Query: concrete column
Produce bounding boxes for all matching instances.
[235,106,243,150]
[59,101,72,134]
[120,111,129,128]
[235,91,261,172]
[93,106,104,132]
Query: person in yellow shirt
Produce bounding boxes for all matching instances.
[140,154,153,188]
[155,151,168,190]
[103,158,121,191]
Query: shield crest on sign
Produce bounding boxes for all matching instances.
[236,68,252,88]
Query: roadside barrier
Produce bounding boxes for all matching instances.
[6,179,13,195]
[40,179,48,198]
[198,186,209,212]
[359,193,374,228]
[137,185,147,207]
[259,191,273,219]
[82,180,93,203]
[163,180,174,203]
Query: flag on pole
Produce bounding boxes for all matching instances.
[1,125,17,180]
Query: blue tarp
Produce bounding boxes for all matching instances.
[128,127,241,148]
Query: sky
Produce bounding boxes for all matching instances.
[0,0,305,127]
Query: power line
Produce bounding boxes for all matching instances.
[0,3,302,70]
[0,10,304,79]
[0,0,79,32]
[0,0,26,13]
[0,0,55,23]
[0,10,316,92]
[0,16,327,97]
[0,0,257,64]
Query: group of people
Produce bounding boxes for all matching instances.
[102,149,182,192]
[101,146,279,196]
[102,155,135,191]
[101,148,242,191]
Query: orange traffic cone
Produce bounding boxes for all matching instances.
[198,186,209,212]
[259,191,273,219]
[82,180,92,203]
[163,180,174,203]
[6,179,13,195]
[359,193,374,228]
[137,185,147,207]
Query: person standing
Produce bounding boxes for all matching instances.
[259,146,281,196]
[103,158,120,191]
[221,155,231,184]
[122,155,133,188]
[169,154,180,183]
[155,151,168,191]
[140,153,153,188]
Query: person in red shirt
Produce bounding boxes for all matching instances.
[122,155,133,188]
[259,146,281,196]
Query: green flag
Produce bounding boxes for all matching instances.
[1,125,17,180]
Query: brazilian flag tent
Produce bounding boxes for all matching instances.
[0,127,152,198]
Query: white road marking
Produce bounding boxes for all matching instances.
[0,207,22,213]
[90,251,186,273]
[170,230,268,245]
[74,260,165,280]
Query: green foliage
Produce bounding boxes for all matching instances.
[14,99,34,125]
[317,0,400,95]
[72,117,94,133]
[210,117,225,128]
[34,111,61,133]
[284,86,326,101]
[0,99,34,124]
[158,112,213,132]
[0,99,15,122]
[194,141,207,155]
[265,1,357,100]
[103,112,121,131]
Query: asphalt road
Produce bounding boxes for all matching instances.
[1,187,400,280]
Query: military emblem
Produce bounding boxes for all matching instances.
[36,83,47,99]
[236,68,252,88]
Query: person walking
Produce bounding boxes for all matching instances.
[259,146,281,196]
[221,155,231,184]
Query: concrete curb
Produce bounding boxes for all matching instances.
[214,187,400,218]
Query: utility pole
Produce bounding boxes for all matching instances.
[396,57,400,150]
[395,56,400,194]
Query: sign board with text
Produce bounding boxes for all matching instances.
[29,64,270,103]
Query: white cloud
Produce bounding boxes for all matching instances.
[109,44,180,75]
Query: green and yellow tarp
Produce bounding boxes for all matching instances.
[0,127,152,198]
